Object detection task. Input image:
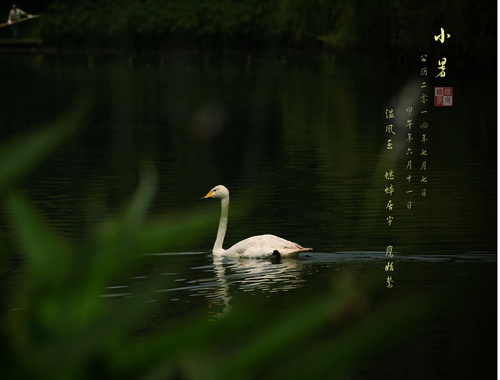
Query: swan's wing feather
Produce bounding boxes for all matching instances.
[226,234,311,258]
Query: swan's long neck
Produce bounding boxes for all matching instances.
[213,195,229,255]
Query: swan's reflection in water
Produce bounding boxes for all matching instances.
[206,256,306,318]
[125,254,310,319]
[102,253,308,317]
[184,256,306,319]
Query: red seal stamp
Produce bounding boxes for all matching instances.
[434,87,453,106]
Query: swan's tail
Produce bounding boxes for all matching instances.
[293,245,312,252]
[280,245,312,258]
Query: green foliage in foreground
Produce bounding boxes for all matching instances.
[0,100,430,379]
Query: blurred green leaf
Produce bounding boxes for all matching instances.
[268,297,430,380]
[220,291,355,379]
[5,191,72,280]
[0,98,91,195]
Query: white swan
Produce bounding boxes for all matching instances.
[202,185,312,258]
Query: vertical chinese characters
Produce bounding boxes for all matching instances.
[384,108,395,287]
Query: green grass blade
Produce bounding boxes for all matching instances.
[219,295,351,379]
[4,191,71,277]
[267,297,430,380]
[0,98,91,194]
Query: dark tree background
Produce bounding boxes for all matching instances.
[1,0,495,65]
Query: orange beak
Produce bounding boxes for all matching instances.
[200,190,213,199]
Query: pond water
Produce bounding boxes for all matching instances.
[101,251,496,315]
[0,51,496,379]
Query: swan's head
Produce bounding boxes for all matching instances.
[202,185,229,200]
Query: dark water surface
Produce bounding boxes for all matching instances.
[0,52,496,379]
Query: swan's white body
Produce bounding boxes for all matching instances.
[203,185,312,258]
